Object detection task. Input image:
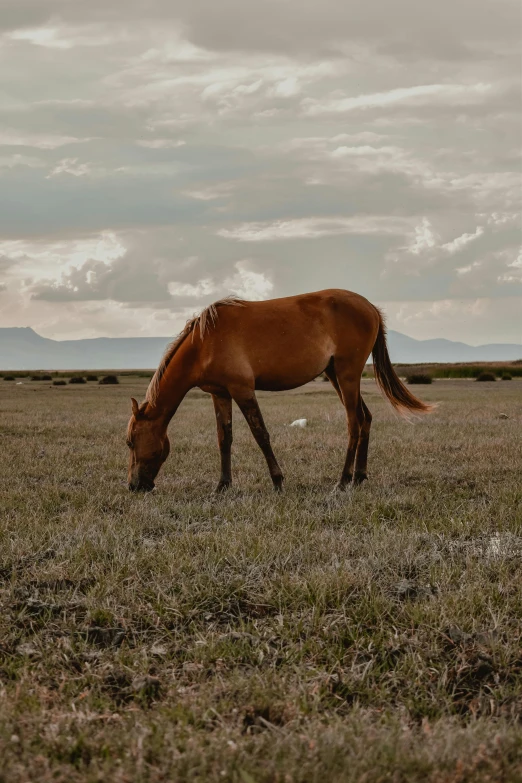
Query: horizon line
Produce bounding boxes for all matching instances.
[1,324,521,349]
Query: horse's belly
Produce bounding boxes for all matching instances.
[254,355,329,392]
[255,375,317,392]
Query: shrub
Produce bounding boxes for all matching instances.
[476,372,496,382]
[41,374,53,381]
[406,373,432,384]
[53,380,67,386]
[30,375,44,381]
[69,376,86,384]
[501,373,512,380]
[99,375,119,385]
[3,375,15,381]
[400,364,522,379]
[86,374,98,381]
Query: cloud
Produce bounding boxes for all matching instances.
[218,216,413,242]
[168,279,215,298]
[136,139,186,149]
[0,153,45,169]
[404,218,437,255]
[498,247,522,283]
[0,254,16,274]
[5,21,132,49]
[47,158,93,177]
[1,0,520,62]
[508,248,522,270]
[0,232,127,280]
[456,261,482,276]
[30,255,171,303]
[0,0,519,342]
[302,83,491,116]
[29,234,274,308]
[444,172,521,204]
[224,261,273,299]
[183,182,236,200]
[383,217,515,287]
[385,296,522,344]
[7,27,76,49]
[442,226,484,254]
[0,130,93,149]
[486,212,520,226]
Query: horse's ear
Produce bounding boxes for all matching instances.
[131,397,140,417]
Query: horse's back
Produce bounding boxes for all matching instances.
[214,289,376,324]
[197,289,379,391]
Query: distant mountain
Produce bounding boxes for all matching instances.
[386,331,522,364]
[0,328,169,371]
[0,327,520,370]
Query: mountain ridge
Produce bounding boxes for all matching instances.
[1,326,520,370]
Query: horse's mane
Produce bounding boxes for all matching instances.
[146,296,245,406]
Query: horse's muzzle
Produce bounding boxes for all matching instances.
[128,479,155,492]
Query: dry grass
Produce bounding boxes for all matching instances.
[0,377,521,782]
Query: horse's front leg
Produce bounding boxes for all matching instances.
[212,393,233,492]
[232,391,284,491]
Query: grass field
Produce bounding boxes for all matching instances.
[1,376,521,782]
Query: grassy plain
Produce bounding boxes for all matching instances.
[0,376,521,782]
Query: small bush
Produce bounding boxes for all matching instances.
[501,373,512,380]
[30,375,44,381]
[3,375,15,381]
[69,376,86,384]
[53,380,67,386]
[86,374,98,381]
[41,374,53,381]
[99,375,119,385]
[406,373,432,384]
[476,372,496,382]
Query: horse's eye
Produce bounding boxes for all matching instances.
[126,440,133,449]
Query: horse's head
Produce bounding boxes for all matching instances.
[127,398,170,492]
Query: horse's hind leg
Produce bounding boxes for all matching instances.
[232,391,284,491]
[324,363,343,402]
[212,393,233,492]
[353,398,372,485]
[334,370,365,490]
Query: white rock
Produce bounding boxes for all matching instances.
[486,534,502,557]
[290,418,308,428]
[150,643,168,657]
[485,532,522,558]
[17,642,38,656]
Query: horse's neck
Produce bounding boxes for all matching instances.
[148,339,196,425]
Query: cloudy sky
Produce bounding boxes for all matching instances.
[0,0,520,343]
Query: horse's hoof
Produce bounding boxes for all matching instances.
[272,478,284,493]
[333,482,350,493]
[214,481,231,493]
[353,473,368,486]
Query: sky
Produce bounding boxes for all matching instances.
[0,0,520,344]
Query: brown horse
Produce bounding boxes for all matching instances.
[126,289,432,492]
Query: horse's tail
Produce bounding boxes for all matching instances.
[372,310,434,415]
